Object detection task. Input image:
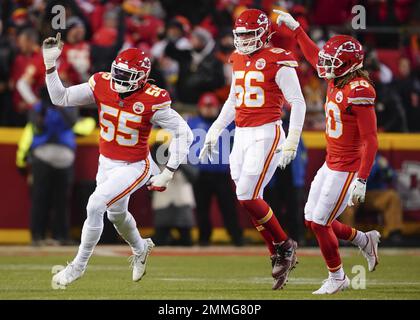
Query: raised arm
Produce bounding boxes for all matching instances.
[45,70,95,106]
[274,10,320,69]
[43,33,95,107]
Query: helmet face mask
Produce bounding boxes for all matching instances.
[316,51,343,80]
[233,26,265,55]
[109,48,152,94]
[233,9,271,55]
[111,62,146,93]
[317,36,365,80]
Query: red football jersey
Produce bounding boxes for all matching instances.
[88,72,171,162]
[229,47,298,127]
[324,77,376,172]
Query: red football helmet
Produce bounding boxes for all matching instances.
[233,9,272,55]
[110,48,152,93]
[317,35,364,80]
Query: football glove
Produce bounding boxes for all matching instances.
[276,128,301,169]
[147,168,174,192]
[273,9,300,31]
[198,124,223,162]
[42,32,64,70]
[348,178,367,206]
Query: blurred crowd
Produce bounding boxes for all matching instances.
[1,0,419,246]
[0,0,420,131]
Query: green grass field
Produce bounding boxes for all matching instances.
[1,246,419,300]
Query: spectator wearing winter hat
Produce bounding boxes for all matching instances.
[171,26,225,104]
[188,92,244,246]
[151,16,192,96]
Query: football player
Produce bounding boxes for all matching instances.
[275,10,381,294]
[200,9,307,290]
[43,33,193,287]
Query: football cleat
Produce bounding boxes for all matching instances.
[129,238,155,282]
[312,275,350,295]
[271,239,298,290]
[360,230,381,272]
[52,262,85,287]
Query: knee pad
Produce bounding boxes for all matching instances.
[235,183,251,200]
[86,193,107,226]
[304,202,313,222]
[107,211,126,225]
[86,193,107,214]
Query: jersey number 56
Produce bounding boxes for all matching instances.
[234,71,265,108]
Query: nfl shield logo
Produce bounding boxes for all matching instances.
[133,102,145,114]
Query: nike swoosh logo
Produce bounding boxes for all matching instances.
[162,92,167,96]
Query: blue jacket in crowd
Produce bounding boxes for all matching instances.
[31,102,76,151]
[187,115,234,173]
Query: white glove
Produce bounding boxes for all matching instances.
[348,178,367,206]
[273,9,300,31]
[42,32,64,70]
[147,168,174,192]
[198,124,224,162]
[276,129,301,169]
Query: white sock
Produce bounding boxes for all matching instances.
[329,267,345,280]
[351,230,368,248]
[73,223,103,269]
[111,212,145,256]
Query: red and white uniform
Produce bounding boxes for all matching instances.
[212,47,306,200]
[45,69,192,211]
[293,26,378,225]
[230,47,299,127]
[88,72,171,163]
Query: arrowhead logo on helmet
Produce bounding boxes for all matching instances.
[110,48,152,93]
[316,35,365,80]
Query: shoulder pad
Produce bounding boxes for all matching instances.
[347,79,376,106]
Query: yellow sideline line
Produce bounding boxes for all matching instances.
[1,128,419,149]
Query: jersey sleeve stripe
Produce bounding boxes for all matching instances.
[152,101,171,110]
[276,61,299,67]
[348,97,375,105]
[88,76,96,90]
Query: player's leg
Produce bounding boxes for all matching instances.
[235,124,296,289]
[53,156,151,286]
[107,196,146,255]
[52,157,109,287]
[328,182,381,272]
[310,168,355,294]
[108,195,154,281]
[230,128,276,260]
